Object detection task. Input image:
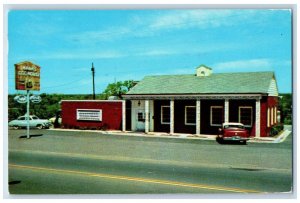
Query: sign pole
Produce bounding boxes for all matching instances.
[26,90,30,139]
[14,61,41,139]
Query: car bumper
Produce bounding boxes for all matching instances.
[218,135,249,141]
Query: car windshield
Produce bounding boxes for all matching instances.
[224,125,244,129]
[32,116,39,120]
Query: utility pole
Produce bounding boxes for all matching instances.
[91,63,95,100]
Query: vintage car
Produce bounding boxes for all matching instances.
[217,122,250,144]
[9,115,52,129]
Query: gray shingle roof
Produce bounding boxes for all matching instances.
[126,71,275,95]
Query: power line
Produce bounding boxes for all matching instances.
[42,75,91,89]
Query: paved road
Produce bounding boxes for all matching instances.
[7,129,293,194]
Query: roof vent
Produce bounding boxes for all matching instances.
[196,65,212,77]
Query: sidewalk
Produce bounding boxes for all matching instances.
[250,129,292,143]
[49,128,291,143]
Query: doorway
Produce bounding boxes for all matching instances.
[135,109,145,131]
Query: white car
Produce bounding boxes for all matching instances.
[9,115,52,129]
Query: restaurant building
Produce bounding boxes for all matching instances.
[122,65,279,137]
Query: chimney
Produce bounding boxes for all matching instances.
[196,65,213,77]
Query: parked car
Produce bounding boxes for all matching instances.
[9,115,52,129]
[217,122,250,144]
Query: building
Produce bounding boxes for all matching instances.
[122,65,279,137]
[61,100,125,131]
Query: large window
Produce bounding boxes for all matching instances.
[210,106,224,126]
[267,107,270,127]
[76,109,102,121]
[161,106,170,124]
[185,106,196,125]
[239,106,252,127]
[274,107,277,124]
[271,107,274,125]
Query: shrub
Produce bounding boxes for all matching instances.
[270,124,284,136]
[101,124,108,131]
[270,127,278,136]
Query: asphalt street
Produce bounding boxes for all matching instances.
[7,128,293,195]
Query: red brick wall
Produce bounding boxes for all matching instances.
[260,96,278,137]
[61,101,122,130]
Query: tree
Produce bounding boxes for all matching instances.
[102,80,135,99]
[279,93,292,125]
[8,93,97,120]
[7,81,136,120]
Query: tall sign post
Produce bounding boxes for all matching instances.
[15,61,41,139]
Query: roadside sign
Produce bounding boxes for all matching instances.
[15,61,40,91]
[14,95,27,104]
[14,60,41,139]
[30,95,42,103]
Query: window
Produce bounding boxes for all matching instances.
[271,107,274,125]
[274,107,277,124]
[185,106,196,125]
[239,107,253,127]
[77,109,102,121]
[210,106,224,126]
[267,108,270,127]
[137,112,144,122]
[161,106,170,124]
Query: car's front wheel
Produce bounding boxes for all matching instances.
[12,125,19,130]
[216,137,224,144]
[240,140,247,145]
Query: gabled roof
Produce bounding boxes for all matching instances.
[197,64,212,70]
[126,71,276,95]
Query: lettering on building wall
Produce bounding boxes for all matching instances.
[76,109,102,121]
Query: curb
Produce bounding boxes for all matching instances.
[249,129,291,143]
[274,130,292,143]
[48,128,290,143]
[48,128,217,141]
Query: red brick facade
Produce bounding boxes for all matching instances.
[260,96,278,137]
[61,101,123,130]
[61,97,278,137]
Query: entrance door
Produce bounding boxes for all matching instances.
[135,109,145,131]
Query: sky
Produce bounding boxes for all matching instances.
[7,9,292,94]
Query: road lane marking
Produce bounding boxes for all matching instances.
[9,164,260,193]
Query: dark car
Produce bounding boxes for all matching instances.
[217,122,250,144]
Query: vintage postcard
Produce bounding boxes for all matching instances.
[5,5,294,198]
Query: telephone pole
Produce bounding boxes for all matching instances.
[91,63,95,100]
